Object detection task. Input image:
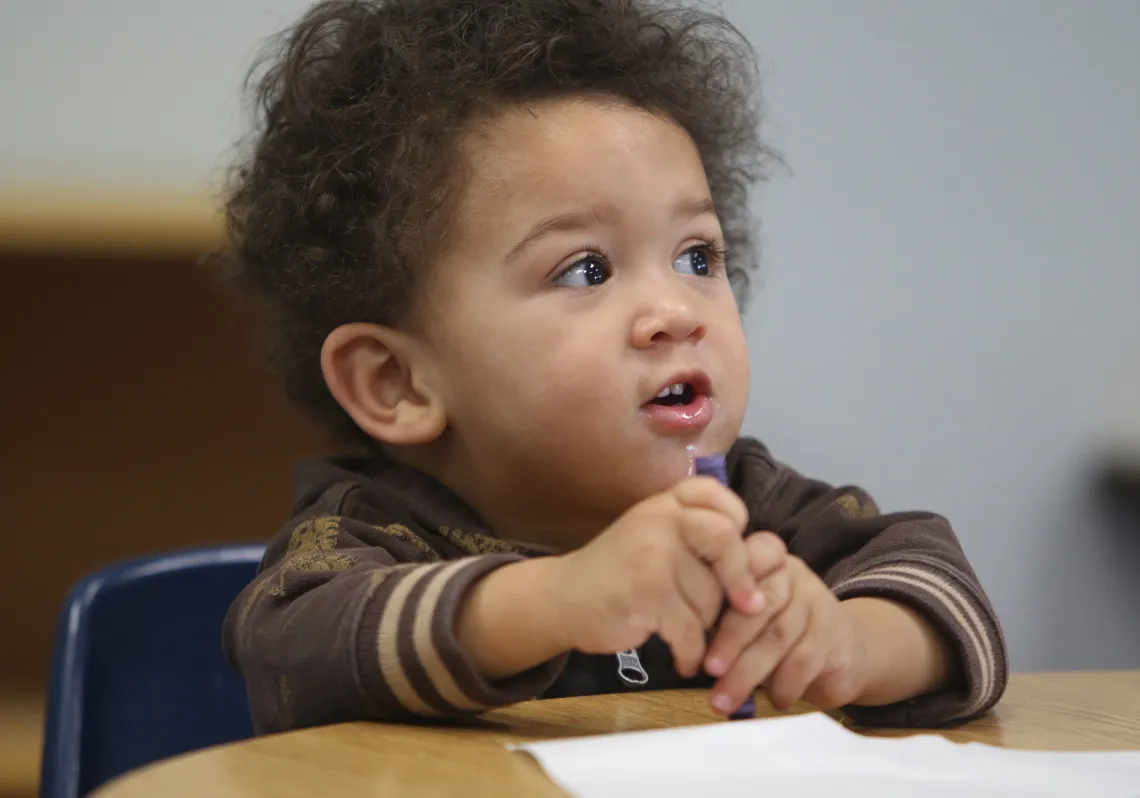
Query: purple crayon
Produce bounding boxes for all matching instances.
[694,454,756,721]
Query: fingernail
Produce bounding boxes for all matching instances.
[712,693,732,713]
[706,656,725,675]
[747,590,766,612]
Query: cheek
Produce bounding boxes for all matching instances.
[510,342,629,428]
[728,329,751,393]
[440,310,625,428]
[715,316,751,414]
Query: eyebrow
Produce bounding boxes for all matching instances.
[504,196,718,262]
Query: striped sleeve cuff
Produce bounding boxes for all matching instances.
[354,555,568,720]
[830,558,1008,727]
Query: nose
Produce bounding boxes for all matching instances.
[630,280,707,349]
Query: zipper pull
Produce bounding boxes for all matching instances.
[616,648,649,685]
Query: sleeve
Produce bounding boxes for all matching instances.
[222,512,568,733]
[730,438,1008,728]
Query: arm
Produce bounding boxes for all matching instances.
[840,596,954,706]
[454,555,571,680]
[223,513,567,733]
[729,438,1007,726]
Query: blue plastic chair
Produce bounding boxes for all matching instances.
[40,544,266,798]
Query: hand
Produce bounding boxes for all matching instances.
[702,535,869,715]
[551,476,766,677]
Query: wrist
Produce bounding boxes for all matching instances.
[840,596,952,706]
[836,598,875,701]
[530,553,578,652]
[456,556,571,681]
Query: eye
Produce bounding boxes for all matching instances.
[672,245,712,276]
[553,253,611,288]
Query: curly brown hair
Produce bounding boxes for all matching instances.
[221,0,777,447]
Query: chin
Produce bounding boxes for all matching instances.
[635,445,702,491]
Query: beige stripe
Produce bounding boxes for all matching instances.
[412,559,490,712]
[376,563,445,716]
[835,564,996,717]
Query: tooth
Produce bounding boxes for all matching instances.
[670,383,684,395]
[656,387,671,399]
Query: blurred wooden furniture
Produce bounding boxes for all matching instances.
[0,188,327,798]
[0,189,224,255]
[95,671,1140,798]
[0,692,44,798]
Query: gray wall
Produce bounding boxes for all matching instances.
[725,0,1140,671]
[3,1,1138,671]
[0,0,313,185]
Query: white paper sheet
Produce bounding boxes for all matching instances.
[509,713,1140,798]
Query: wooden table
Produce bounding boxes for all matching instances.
[96,671,1140,798]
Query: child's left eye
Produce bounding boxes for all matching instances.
[673,246,711,276]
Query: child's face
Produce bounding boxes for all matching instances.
[421,96,750,539]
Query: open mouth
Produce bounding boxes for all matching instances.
[645,372,711,406]
[647,382,700,407]
[641,373,715,433]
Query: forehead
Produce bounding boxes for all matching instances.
[456,97,711,225]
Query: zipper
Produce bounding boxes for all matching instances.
[616,648,649,685]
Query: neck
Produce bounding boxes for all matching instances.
[473,504,613,552]
[381,435,617,551]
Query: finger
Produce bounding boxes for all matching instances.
[800,610,862,710]
[657,593,708,679]
[756,560,794,619]
[674,549,725,629]
[801,658,862,711]
[672,477,749,531]
[703,607,764,678]
[745,532,788,581]
[766,631,827,711]
[674,506,760,615]
[703,566,793,676]
[709,597,811,716]
[671,477,752,604]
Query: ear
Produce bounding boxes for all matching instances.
[320,323,447,446]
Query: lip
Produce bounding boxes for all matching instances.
[640,370,715,435]
[640,394,715,433]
